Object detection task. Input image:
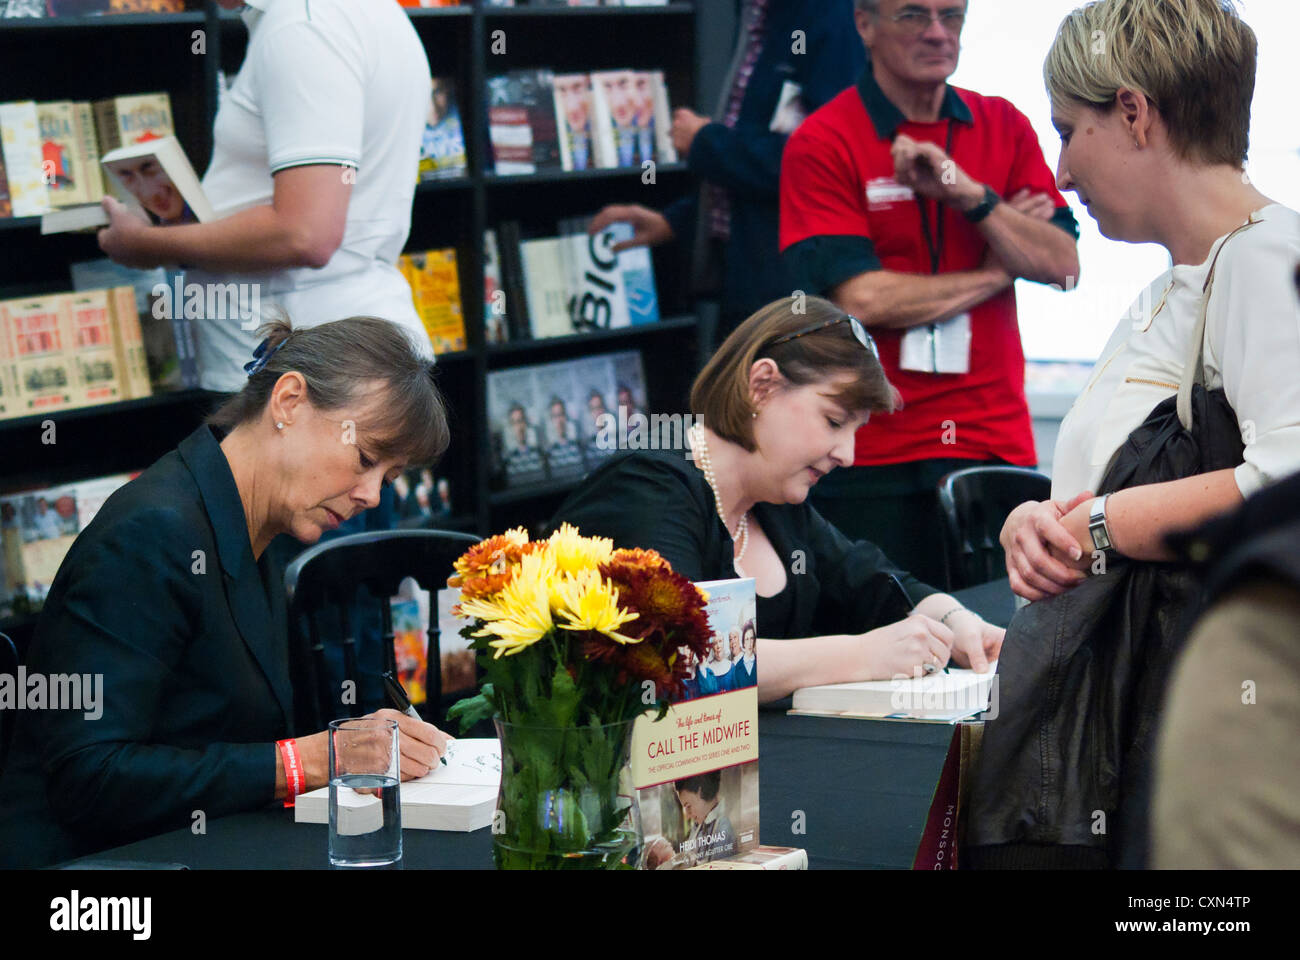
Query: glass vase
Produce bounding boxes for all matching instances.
[492,717,640,870]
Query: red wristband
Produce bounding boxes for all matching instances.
[278,738,304,808]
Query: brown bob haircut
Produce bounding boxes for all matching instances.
[691,296,899,452]
[209,314,450,467]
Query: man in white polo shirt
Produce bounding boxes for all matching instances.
[97,0,434,392]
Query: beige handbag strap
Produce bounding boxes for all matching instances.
[1176,217,1261,431]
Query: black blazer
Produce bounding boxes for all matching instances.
[0,425,294,867]
[551,450,939,639]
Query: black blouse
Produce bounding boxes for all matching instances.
[551,450,940,639]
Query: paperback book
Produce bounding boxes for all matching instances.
[294,738,501,833]
[418,76,467,181]
[0,101,49,217]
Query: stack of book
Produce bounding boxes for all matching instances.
[0,471,137,618]
[0,286,153,421]
[488,67,677,175]
[487,216,659,342]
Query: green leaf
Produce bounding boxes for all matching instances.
[446,691,495,735]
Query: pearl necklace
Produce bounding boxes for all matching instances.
[690,424,749,574]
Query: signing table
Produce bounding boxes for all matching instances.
[63,581,1013,870]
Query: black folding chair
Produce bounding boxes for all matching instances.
[937,466,1052,591]
[0,632,17,780]
[284,529,480,732]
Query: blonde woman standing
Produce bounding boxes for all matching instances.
[968,0,1300,868]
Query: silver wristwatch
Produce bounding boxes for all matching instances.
[1088,495,1115,555]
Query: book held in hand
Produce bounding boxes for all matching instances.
[42,135,212,234]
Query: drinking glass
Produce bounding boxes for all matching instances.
[328,717,402,867]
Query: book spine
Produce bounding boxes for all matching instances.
[171,313,200,388]
[0,136,12,219]
[73,101,103,204]
[91,99,122,200]
[496,221,531,341]
[651,71,678,164]
[482,230,509,344]
[108,285,151,399]
[0,493,27,613]
[65,289,125,407]
[0,305,14,419]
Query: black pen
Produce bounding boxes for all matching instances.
[382,670,447,765]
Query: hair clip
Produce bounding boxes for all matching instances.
[244,337,286,377]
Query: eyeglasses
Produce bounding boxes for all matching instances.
[769,314,879,360]
[885,8,966,38]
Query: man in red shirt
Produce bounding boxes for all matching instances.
[778,0,1080,586]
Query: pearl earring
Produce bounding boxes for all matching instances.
[276,421,284,430]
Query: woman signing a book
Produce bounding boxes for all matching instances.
[552,296,1003,704]
[0,316,452,868]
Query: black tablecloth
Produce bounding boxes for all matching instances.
[60,580,1014,870]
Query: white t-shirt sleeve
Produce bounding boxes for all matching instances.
[1208,217,1300,498]
[252,21,365,172]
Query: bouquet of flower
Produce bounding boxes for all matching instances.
[446,523,714,868]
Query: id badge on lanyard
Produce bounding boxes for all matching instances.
[898,121,972,375]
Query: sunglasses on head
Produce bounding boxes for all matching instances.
[769,314,878,360]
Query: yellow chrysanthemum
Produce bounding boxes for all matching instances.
[458,550,557,658]
[554,568,640,644]
[546,522,614,576]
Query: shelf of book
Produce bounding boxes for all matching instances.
[487,475,581,508]
[414,176,474,195]
[0,215,41,233]
[1,0,704,540]
[484,3,694,18]
[485,314,695,363]
[483,162,689,187]
[0,12,206,31]
[405,6,475,20]
[0,389,220,438]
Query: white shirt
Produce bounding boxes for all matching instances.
[1053,203,1300,501]
[187,0,433,392]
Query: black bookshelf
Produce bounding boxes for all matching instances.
[0,1,706,639]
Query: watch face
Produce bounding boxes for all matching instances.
[1090,526,1111,551]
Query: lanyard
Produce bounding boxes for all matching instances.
[914,120,956,276]
[907,120,956,371]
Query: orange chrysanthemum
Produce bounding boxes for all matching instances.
[448,528,543,601]
[607,547,670,573]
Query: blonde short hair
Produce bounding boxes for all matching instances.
[1044,0,1256,166]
